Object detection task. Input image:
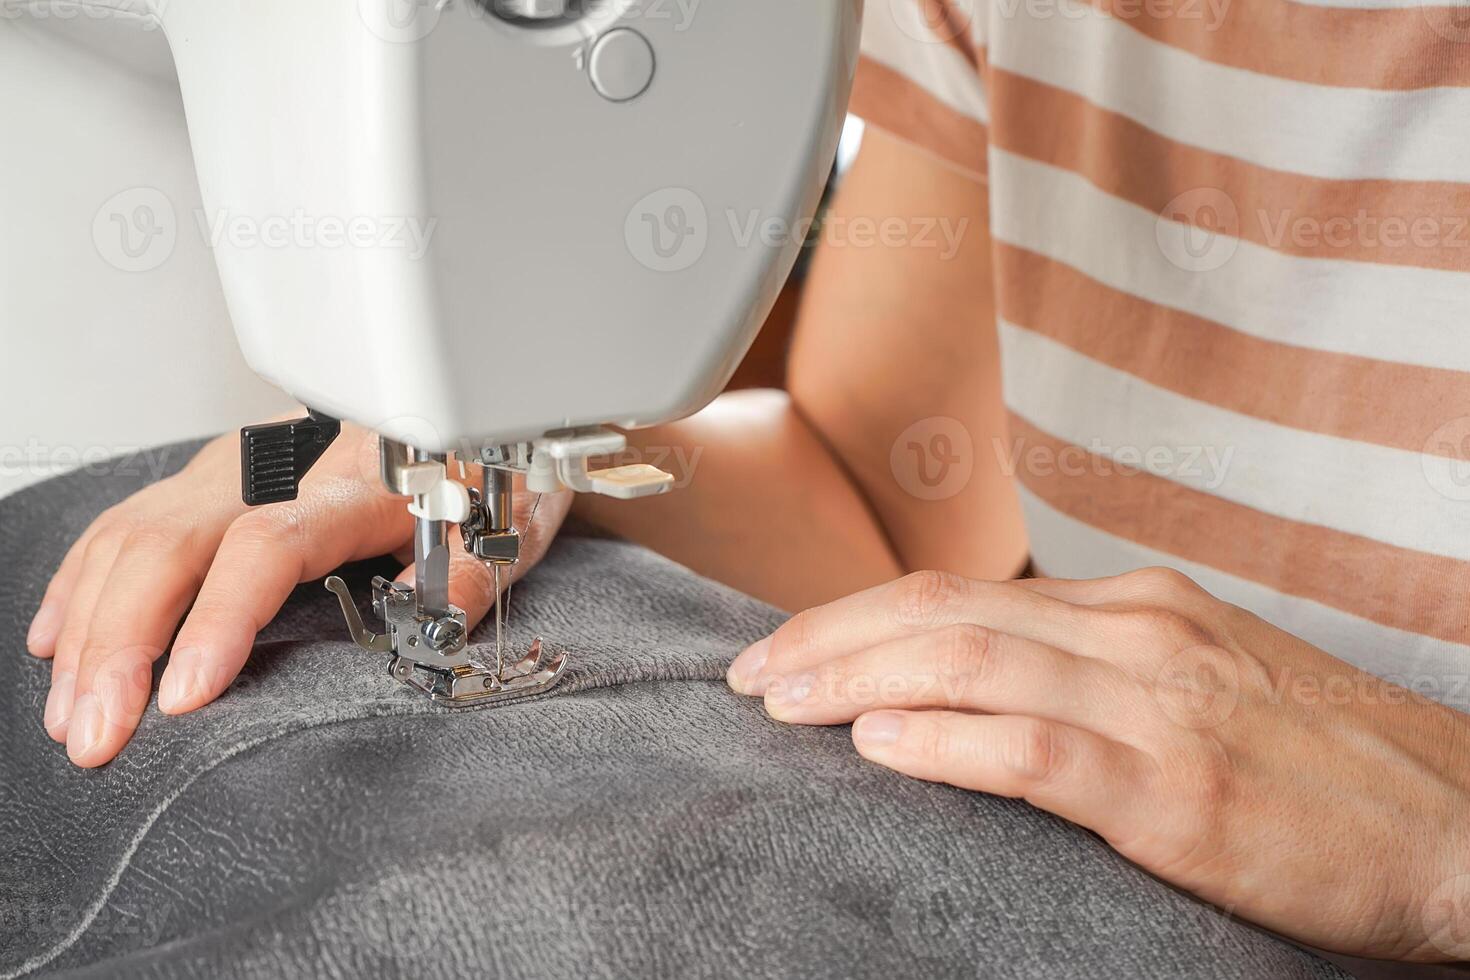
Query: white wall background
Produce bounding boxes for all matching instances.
[0,10,294,500]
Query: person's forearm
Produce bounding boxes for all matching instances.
[573,389,903,612]
[787,129,1028,582]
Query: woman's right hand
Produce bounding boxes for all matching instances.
[25,422,570,769]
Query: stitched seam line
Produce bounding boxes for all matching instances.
[2,667,728,978]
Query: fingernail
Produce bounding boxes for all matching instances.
[769,673,814,707]
[26,601,60,655]
[69,694,105,761]
[95,664,146,726]
[853,711,904,747]
[158,648,202,714]
[43,671,76,739]
[727,638,771,695]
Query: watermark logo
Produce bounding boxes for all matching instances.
[888,0,1231,37]
[889,0,977,43]
[889,877,978,955]
[93,187,177,273]
[1421,416,1470,502]
[1155,644,1240,729]
[891,417,975,501]
[624,187,970,271]
[1156,187,1239,273]
[1422,1,1470,44]
[625,187,708,272]
[358,0,444,43]
[992,0,1231,30]
[728,210,970,260]
[3,0,167,27]
[318,871,447,957]
[1423,874,1470,960]
[194,208,437,260]
[994,436,1235,491]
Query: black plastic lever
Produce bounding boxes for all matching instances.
[239,409,342,506]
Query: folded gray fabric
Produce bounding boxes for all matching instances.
[0,443,1346,980]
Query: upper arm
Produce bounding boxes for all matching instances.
[787,127,1028,581]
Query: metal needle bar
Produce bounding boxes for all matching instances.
[483,456,514,674]
[414,450,452,619]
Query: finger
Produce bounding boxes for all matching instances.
[1014,570,1222,673]
[730,571,1092,694]
[43,528,127,742]
[851,710,1152,842]
[1016,567,1212,612]
[64,647,154,769]
[26,525,98,658]
[512,487,573,575]
[1011,577,1107,603]
[158,485,410,716]
[64,526,212,767]
[762,624,1144,739]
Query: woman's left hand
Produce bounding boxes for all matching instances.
[728,567,1470,962]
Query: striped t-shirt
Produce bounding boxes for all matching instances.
[852,0,1470,709]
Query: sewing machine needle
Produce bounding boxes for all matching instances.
[493,563,505,676]
[501,491,540,631]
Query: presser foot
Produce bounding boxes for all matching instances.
[324,574,569,707]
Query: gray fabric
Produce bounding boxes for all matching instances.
[0,442,1347,980]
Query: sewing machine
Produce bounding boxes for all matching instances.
[92,0,859,704]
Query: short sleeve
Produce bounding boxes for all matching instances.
[851,0,990,181]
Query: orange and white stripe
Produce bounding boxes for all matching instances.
[851,0,1470,703]
[854,0,990,178]
[1019,490,1470,708]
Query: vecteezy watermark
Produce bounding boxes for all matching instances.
[1422,1,1470,45]
[1423,874,1470,960]
[624,188,972,273]
[888,876,979,956]
[987,0,1228,27]
[581,0,701,30]
[92,187,178,273]
[891,417,975,501]
[1159,186,1470,272]
[1421,416,1470,502]
[1261,665,1468,710]
[92,188,441,271]
[0,440,182,482]
[624,187,710,272]
[1086,0,1231,28]
[994,0,1230,28]
[0,895,161,947]
[888,0,1230,44]
[357,0,702,44]
[1154,645,1241,729]
[313,871,449,958]
[1255,208,1470,253]
[994,436,1236,491]
[728,210,971,261]
[1,0,167,27]
[887,0,978,44]
[357,0,444,43]
[194,209,438,261]
[1156,187,1240,273]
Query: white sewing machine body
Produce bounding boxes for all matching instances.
[152,0,860,452]
[12,0,859,706]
